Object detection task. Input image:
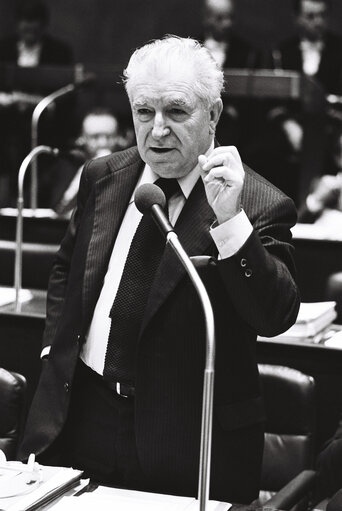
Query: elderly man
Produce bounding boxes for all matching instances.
[19,36,300,504]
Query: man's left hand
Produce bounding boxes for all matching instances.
[199,146,245,224]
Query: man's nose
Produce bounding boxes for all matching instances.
[152,113,170,139]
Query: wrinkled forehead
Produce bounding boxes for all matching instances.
[127,64,203,104]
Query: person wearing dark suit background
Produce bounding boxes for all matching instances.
[0,0,73,206]
[274,0,342,176]
[245,0,342,205]
[201,0,259,70]
[39,107,125,216]
[19,36,300,505]
[0,0,73,68]
[201,0,265,149]
[279,0,342,96]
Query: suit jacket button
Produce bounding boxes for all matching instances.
[64,382,70,392]
[245,269,252,277]
[240,258,247,267]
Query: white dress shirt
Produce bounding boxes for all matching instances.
[42,145,253,367]
[300,39,324,76]
[17,41,41,67]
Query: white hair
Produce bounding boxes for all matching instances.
[123,36,225,108]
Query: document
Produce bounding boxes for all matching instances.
[47,486,231,511]
[0,466,83,511]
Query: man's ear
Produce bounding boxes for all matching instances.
[209,98,223,134]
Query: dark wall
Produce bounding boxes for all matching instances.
[1,0,342,69]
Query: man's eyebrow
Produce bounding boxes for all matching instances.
[132,98,150,107]
[169,98,190,107]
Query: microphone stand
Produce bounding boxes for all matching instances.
[30,84,76,211]
[166,233,216,511]
[15,145,59,312]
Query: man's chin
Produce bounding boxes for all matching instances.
[148,163,190,179]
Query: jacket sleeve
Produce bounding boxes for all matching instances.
[41,160,92,349]
[217,194,300,337]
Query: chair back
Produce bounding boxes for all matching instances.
[0,368,27,460]
[259,364,316,492]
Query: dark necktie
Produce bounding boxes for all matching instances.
[103,177,180,385]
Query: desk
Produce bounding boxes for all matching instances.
[0,210,68,244]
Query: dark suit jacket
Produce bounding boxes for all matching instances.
[279,33,342,95]
[0,34,73,66]
[19,146,300,503]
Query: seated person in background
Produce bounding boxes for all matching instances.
[0,0,72,66]
[0,0,73,108]
[201,0,259,69]
[273,0,342,159]
[200,0,266,147]
[39,108,125,215]
[245,0,342,205]
[0,0,74,206]
[298,128,342,223]
[279,0,342,95]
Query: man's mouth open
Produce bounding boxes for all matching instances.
[150,147,174,153]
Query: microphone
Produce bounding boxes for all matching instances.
[134,181,216,511]
[134,183,174,235]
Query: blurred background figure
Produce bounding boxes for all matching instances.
[298,127,342,223]
[274,0,342,164]
[245,0,342,205]
[0,0,73,67]
[39,108,128,216]
[279,0,342,94]
[0,0,74,207]
[201,0,266,148]
[201,0,258,69]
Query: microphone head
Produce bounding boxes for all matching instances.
[135,183,166,214]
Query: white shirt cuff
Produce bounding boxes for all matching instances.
[210,210,253,258]
[40,345,51,359]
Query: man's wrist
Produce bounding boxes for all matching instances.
[210,209,253,258]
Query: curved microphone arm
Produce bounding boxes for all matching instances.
[15,145,59,312]
[166,233,216,511]
[30,84,75,210]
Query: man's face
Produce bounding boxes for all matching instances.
[298,0,328,41]
[129,68,221,179]
[82,114,119,158]
[17,20,44,46]
[203,0,235,42]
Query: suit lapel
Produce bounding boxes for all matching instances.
[141,178,215,333]
[82,155,143,323]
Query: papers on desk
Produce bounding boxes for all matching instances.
[0,287,33,307]
[0,466,83,511]
[292,214,342,241]
[259,301,337,343]
[49,486,231,510]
